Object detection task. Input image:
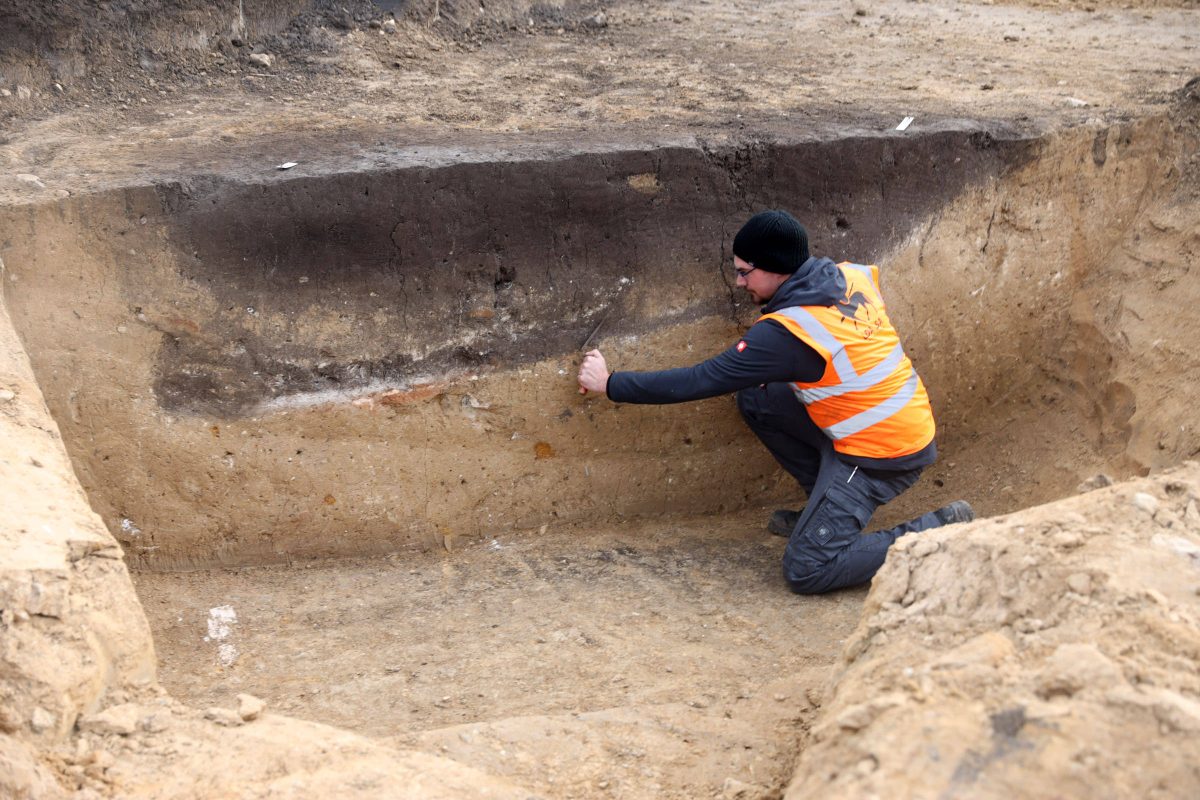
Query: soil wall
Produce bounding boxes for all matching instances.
[886,110,1200,516]
[0,126,1027,569]
[1,104,1196,574]
[0,297,155,768]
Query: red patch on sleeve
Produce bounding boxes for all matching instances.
[736,340,747,352]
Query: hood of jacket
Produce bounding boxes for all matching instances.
[760,256,846,313]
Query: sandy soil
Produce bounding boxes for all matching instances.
[134,513,861,732]
[788,463,1200,799]
[134,512,862,797]
[2,1,1200,798]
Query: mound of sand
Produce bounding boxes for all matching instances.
[788,465,1200,798]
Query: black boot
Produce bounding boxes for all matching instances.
[934,500,975,526]
[768,508,804,537]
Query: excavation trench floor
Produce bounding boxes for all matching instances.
[134,510,862,791]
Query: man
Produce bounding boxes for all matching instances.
[577,209,973,594]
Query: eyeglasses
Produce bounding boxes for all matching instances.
[734,264,757,279]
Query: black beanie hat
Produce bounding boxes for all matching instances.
[732,210,810,274]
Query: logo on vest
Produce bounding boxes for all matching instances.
[736,340,747,352]
[834,290,883,338]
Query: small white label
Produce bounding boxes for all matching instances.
[896,116,914,132]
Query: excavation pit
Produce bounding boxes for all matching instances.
[3,105,1199,797]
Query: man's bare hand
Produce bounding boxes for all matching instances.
[578,349,610,395]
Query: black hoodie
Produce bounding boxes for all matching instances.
[605,257,936,470]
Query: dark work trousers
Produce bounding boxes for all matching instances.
[737,382,944,594]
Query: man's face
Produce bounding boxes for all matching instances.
[734,256,788,305]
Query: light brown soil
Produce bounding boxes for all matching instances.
[2,1,1200,799]
[789,464,1200,799]
[134,514,861,797]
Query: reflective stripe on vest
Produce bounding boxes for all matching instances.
[772,305,859,383]
[822,369,919,441]
[793,341,906,404]
[841,262,875,283]
[758,262,935,459]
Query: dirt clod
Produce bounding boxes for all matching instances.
[1066,572,1095,595]
[237,693,266,721]
[29,707,55,733]
[1133,492,1161,515]
[79,705,141,737]
[1037,643,1125,698]
[1078,473,1114,492]
[204,707,244,727]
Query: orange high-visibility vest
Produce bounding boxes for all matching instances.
[758,262,935,460]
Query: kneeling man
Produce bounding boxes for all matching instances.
[577,210,973,594]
